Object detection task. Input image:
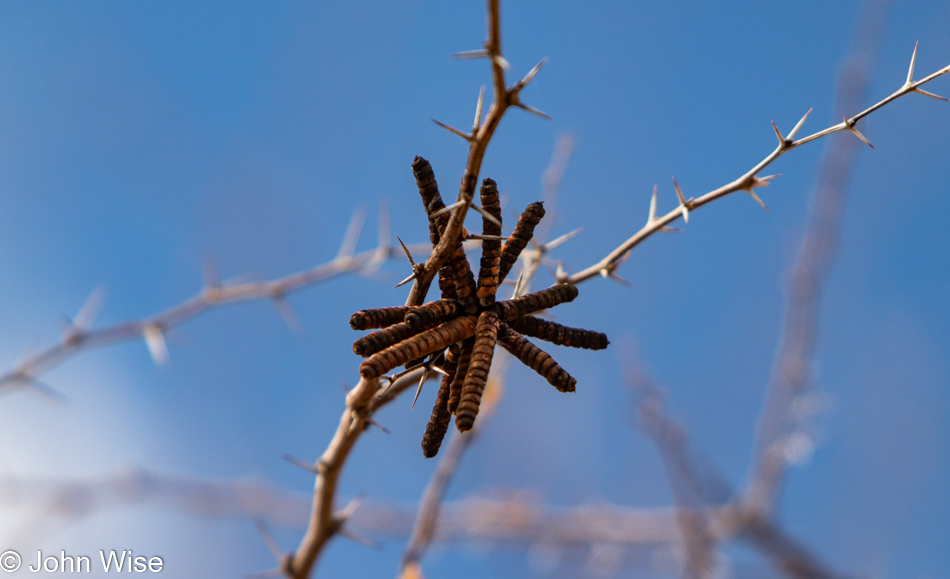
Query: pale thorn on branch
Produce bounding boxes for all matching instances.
[741,174,780,213]
[432,119,472,142]
[473,86,485,132]
[430,193,503,228]
[843,116,875,150]
[271,293,303,334]
[281,454,320,474]
[202,256,222,302]
[787,108,813,141]
[672,177,690,224]
[143,324,169,366]
[337,206,367,263]
[62,287,106,346]
[362,204,392,277]
[394,236,421,289]
[647,185,681,232]
[901,41,948,101]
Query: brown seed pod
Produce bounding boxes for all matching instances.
[497,201,545,284]
[497,283,579,321]
[509,315,609,350]
[412,156,448,246]
[360,315,477,379]
[446,243,479,314]
[421,344,460,458]
[352,321,426,358]
[498,324,576,393]
[476,178,503,307]
[447,337,474,415]
[349,306,414,331]
[404,299,460,330]
[455,309,500,432]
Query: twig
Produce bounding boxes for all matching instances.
[405,0,549,306]
[0,209,429,394]
[287,368,428,578]
[560,42,949,285]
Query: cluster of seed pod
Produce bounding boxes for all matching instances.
[349,157,609,458]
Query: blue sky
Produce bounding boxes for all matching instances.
[0,1,948,577]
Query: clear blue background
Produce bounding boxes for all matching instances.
[0,1,948,577]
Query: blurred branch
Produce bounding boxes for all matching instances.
[0,469,310,547]
[0,207,428,395]
[747,0,890,519]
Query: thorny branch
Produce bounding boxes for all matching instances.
[0,207,430,397]
[560,39,949,285]
[405,0,549,306]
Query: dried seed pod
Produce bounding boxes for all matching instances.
[497,283,579,321]
[421,345,460,458]
[412,156,448,246]
[404,299,460,330]
[446,243,479,314]
[360,316,477,379]
[349,306,414,331]
[353,321,426,358]
[455,309,500,432]
[476,178,503,307]
[497,201,545,284]
[437,268,458,300]
[498,324,576,392]
[509,315,609,350]
[447,337,474,414]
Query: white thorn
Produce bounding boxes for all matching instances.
[143,325,169,366]
[907,41,919,86]
[787,107,813,141]
[337,206,367,261]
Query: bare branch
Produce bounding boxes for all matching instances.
[562,43,949,285]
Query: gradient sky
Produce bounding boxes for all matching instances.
[0,1,948,577]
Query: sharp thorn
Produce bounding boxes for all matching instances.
[787,107,813,141]
[517,57,548,90]
[913,87,950,101]
[394,272,417,289]
[280,453,319,473]
[272,296,303,333]
[609,271,632,286]
[907,41,919,85]
[473,86,485,132]
[254,519,284,563]
[143,325,169,366]
[431,119,472,141]
[493,54,511,71]
[672,177,689,224]
[844,117,875,150]
[451,49,489,60]
[410,369,428,410]
[337,207,367,261]
[339,528,381,550]
[648,184,658,223]
[470,203,503,227]
[771,120,785,144]
[203,256,220,291]
[431,200,466,220]
[514,102,552,120]
[367,418,390,434]
[395,236,416,267]
[543,227,583,251]
[745,189,770,212]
